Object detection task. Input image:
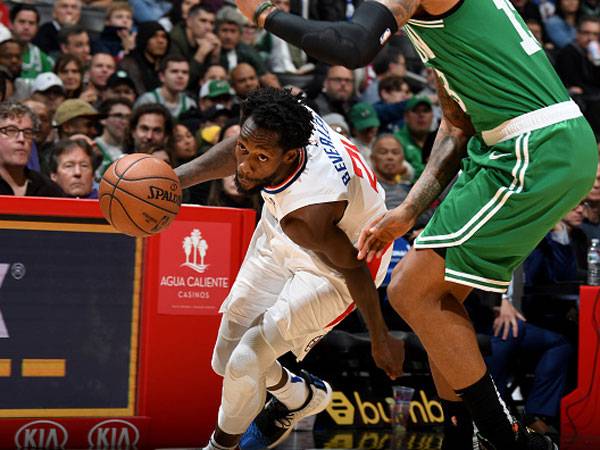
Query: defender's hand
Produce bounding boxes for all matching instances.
[371,334,405,380]
[358,208,415,262]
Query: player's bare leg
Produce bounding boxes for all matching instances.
[386,248,550,450]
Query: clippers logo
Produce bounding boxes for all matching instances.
[181,228,209,273]
[88,420,140,449]
[15,420,68,449]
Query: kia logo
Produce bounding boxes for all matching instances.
[15,420,68,449]
[88,419,140,449]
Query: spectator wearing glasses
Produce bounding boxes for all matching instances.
[95,98,132,178]
[312,65,356,122]
[0,101,62,197]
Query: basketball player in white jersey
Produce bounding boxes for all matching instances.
[175,87,404,450]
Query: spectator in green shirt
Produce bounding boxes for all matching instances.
[394,96,436,180]
[9,4,54,80]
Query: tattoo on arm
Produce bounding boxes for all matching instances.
[174,136,238,188]
[403,129,464,216]
[402,79,474,216]
[382,0,420,26]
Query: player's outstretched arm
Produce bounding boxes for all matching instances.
[358,77,475,262]
[281,201,404,380]
[237,0,419,69]
[174,135,238,189]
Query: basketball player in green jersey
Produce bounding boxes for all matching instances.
[235,0,598,449]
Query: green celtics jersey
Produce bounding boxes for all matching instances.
[403,0,570,131]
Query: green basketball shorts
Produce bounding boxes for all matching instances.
[414,101,598,292]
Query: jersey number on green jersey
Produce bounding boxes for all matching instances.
[406,0,543,112]
[493,0,542,56]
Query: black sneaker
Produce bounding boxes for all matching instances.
[239,370,332,449]
[477,422,558,450]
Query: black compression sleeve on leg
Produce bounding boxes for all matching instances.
[264,1,398,69]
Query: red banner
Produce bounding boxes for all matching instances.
[0,197,256,448]
[157,221,233,315]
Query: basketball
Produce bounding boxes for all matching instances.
[99,154,182,237]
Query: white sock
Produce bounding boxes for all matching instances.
[268,368,309,410]
[202,432,237,450]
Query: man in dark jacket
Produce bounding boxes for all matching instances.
[0,102,62,197]
[118,22,170,95]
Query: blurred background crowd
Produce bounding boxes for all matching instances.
[0,0,599,442]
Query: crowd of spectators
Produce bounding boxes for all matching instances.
[0,0,599,442]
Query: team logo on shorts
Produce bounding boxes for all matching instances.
[181,229,209,273]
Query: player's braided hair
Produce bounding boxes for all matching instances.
[240,87,314,151]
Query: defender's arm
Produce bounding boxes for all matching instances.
[399,75,475,220]
[357,76,475,260]
[237,0,421,69]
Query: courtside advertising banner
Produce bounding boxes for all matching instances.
[0,227,141,417]
[156,221,232,315]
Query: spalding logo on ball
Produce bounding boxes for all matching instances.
[99,154,182,237]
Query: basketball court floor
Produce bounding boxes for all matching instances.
[157,430,445,450]
[278,429,444,449]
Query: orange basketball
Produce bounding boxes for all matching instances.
[99,154,182,237]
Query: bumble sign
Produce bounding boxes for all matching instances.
[324,389,444,428]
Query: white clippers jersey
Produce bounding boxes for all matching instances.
[261,111,387,246]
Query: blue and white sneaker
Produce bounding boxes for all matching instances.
[239,422,270,450]
[240,370,332,450]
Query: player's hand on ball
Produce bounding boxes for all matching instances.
[357,208,416,262]
[371,333,405,380]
